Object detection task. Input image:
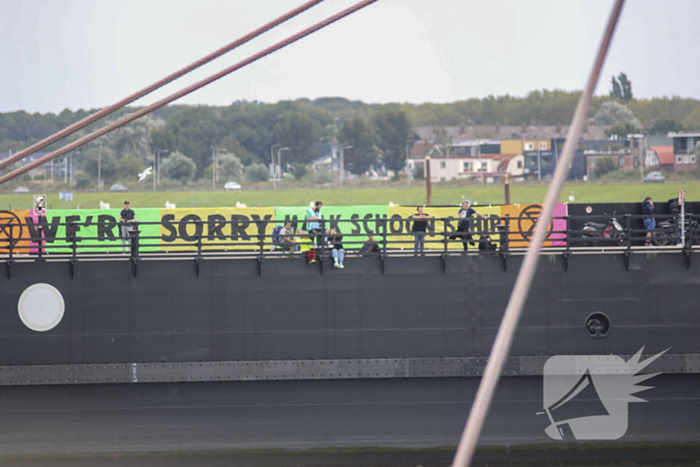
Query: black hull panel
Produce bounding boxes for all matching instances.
[0,252,698,457]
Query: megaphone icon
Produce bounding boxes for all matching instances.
[541,370,610,440]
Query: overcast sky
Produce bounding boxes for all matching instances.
[1,0,699,114]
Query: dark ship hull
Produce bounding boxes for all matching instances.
[1,250,699,459]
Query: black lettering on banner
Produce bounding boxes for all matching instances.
[83,216,94,227]
[178,214,203,242]
[251,214,272,238]
[350,214,361,235]
[389,214,404,234]
[230,215,250,240]
[161,214,177,242]
[65,215,81,241]
[486,215,499,232]
[427,219,435,235]
[328,215,341,232]
[98,215,117,241]
[444,217,456,234]
[25,216,60,243]
[362,213,374,235]
[207,214,226,241]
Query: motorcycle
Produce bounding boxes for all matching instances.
[581,213,627,246]
[651,215,700,246]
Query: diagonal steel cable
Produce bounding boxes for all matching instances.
[451,1,626,466]
[0,0,325,173]
[0,0,378,185]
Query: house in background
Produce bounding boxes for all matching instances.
[426,153,523,182]
[668,132,700,172]
[646,146,674,171]
[311,143,338,172]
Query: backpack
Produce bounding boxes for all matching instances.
[272,225,284,244]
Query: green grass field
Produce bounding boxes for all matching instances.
[1,181,697,210]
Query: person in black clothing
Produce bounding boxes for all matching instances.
[328,229,345,268]
[448,200,486,251]
[119,200,137,254]
[410,205,433,256]
[360,235,380,256]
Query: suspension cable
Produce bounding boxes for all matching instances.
[0,0,324,173]
[451,1,626,466]
[0,0,378,185]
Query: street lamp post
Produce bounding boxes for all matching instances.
[338,144,352,188]
[154,148,169,187]
[98,145,102,191]
[276,147,290,190]
[70,152,75,186]
[270,144,280,188]
[212,147,226,189]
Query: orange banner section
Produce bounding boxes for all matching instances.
[387,206,502,251]
[0,210,33,254]
[500,203,567,247]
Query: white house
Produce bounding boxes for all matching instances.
[426,154,524,182]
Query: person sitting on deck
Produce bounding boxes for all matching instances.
[273,221,296,252]
[360,235,380,256]
[328,229,345,269]
[297,228,316,265]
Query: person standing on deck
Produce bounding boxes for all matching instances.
[643,197,655,246]
[410,205,433,256]
[448,200,486,251]
[305,201,325,247]
[119,200,137,254]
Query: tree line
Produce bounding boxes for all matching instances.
[1,88,700,186]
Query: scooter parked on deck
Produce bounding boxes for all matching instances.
[581,213,627,246]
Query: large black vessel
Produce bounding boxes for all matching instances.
[1,202,699,463]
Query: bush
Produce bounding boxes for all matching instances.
[244,163,269,182]
[413,164,425,180]
[290,163,307,180]
[161,151,196,185]
[309,171,334,184]
[592,157,617,178]
[74,172,94,189]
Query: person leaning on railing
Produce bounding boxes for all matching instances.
[119,200,137,254]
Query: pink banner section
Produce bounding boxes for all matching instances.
[28,209,43,254]
[551,203,568,246]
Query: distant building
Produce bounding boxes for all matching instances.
[413,123,612,143]
[311,143,338,172]
[0,151,70,179]
[426,153,523,182]
[646,146,674,171]
[668,132,700,172]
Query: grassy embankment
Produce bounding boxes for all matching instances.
[0,181,697,210]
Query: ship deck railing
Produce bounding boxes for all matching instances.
[0,213,698,262]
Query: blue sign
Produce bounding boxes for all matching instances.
[59,192,73,201]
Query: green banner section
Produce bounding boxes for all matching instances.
[40,208,161,253]
[274,205,388,250]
